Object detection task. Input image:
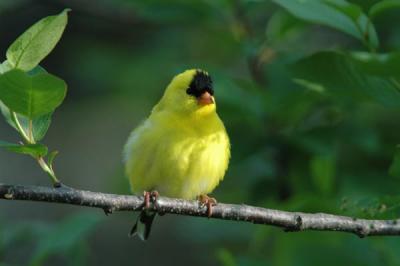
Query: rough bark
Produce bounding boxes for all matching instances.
[1,183,399,237]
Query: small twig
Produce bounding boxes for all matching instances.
[8,111,60,186]
[1,184,400,237]
[36,157,60,187]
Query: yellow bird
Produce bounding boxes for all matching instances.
[124,69,230,240]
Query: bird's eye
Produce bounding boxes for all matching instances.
[186,86,201,97]
[186,87,195,97]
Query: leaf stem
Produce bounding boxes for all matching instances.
[11,111,60,186]
[37,156,60,186]
[28,119,33,143]
[10,111,30,143]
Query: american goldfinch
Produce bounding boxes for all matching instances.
[124,69,230,240]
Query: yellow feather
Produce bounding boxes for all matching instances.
[124,69,230,199]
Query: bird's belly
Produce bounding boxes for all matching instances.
[154,134,228,199]
[126,117,229,200]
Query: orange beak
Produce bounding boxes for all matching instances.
[197,91,214,106]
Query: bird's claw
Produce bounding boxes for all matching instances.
[143,191,151,209]
[198,194,217,217]
[150,191,159,203]
[103,207,114,216]
[143,190,160,210]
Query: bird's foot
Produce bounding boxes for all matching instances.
[198,194,217,218]
[143,190,160,210]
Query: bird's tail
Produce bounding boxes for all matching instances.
[129,210,156,240]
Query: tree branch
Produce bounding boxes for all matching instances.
[1,183,399,237]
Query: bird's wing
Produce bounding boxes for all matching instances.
[124,112,191,195]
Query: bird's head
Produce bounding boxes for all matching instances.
[155,69,216,117]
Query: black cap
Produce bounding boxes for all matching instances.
[186,70,213,97]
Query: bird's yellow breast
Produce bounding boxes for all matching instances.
[124,110,230,199]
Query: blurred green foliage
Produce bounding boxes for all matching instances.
[1,0,400,265]
[0,213,102,266]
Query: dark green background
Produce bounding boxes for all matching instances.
[1,0,400,265]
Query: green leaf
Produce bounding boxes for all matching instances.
[389,145,400,178]
[0,60,12,74]
[0,69,67,118]
[27,64,47,76]
[291,51,400,108]
[19,113,52,142]
[6,9,70,71]
[0,140,48,157]
[18,65,52,141]
[30,113,52,141]
[266,10,307,48]
[350,51,400,79]
[0,101,52,142]
[47,150,58,167]
[0,65,49,130]
[0,59,42,75]
[272,0,379,49]
[0,100,16,129]
[369,0,400,19]
[310,154,336,195]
